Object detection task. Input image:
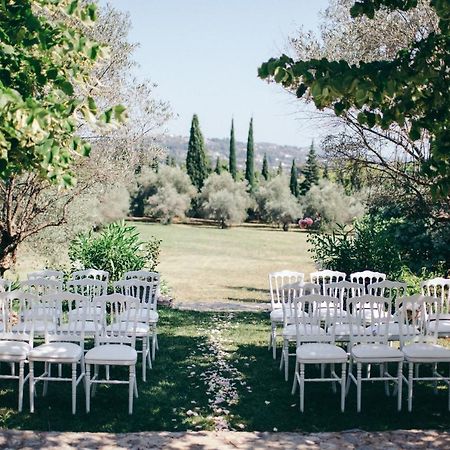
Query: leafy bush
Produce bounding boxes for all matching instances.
[131,166,195,222]
[308,214,448,278]
[255,175,302,231]
[200,172,252,228]
[301,179,365,229]
[68,221,161,283]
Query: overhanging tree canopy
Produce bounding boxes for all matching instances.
[258,0,450,198]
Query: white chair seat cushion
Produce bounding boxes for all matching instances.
[427,320,450,336]
[106,323,150,337]
[119,309,159,323]
[351,343,403,362]
[0,341,31,360]
[282,324,325,338]
[60,321,101,334]
[85,344,137,365]
[270,309,307,323]
[402,343,450,362]
[329,323,366,338]
[28,342,82,363]
[296,343,347,363]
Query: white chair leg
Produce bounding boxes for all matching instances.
[58,363,62,378]
[29,361,35,413]
[129,365,135,415]
[397,361,403,411]
[106,365,110,381]
[408,362,414,412]
[433,362,438,394]
[331,363,337,393]
[85,363,91,413]
[72,363,77,415]
[299,363,305,412]
[272,324,277,359]
[147,336,152,369]
[18,361,24,413]
[279,342,284,370]
[356,362,362,412]
[341,363,346,412]
[291,360,298,395]
[43,362,49,396]
[142,337,147,382]
[381,363,390,396]
[134,373,139,398]
[284,344,289,382]
[346,358,353,396]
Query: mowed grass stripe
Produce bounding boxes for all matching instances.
[133,223,315,303]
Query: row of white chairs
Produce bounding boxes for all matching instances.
[285,293,450,413]
[0,292,142,414]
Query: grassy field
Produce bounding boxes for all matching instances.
[1,308,450,433]
[133,222,315,304]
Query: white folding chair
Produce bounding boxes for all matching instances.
[124,270,161,300]
[85,293,139,414]
[368,280,407,299]
[27,270,64,281]
[71,269,109,285]
[396,294,450,411]
[310,270,346,294]
[421,278,450,337]
[347,295,404,412]
[268,270,304,359]
[20,279,64,295]
[114,279,159,380]
[28,293,88,414]
[291,294,348,412]
[0,291,36,411]
[350,270,386,287]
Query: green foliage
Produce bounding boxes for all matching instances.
[308,213,448,277]
[214,156,221,175]
[186,114,209,191]
[256,175,302,230]
[0,0,127,186]
[289,159,298,197]
[245,118,255,191]
[200,172,251,228]
[68,221,161,282]
[262,153,269,180]
[259,0,450,198]
[300,141,319,195]
[229,119,237,180]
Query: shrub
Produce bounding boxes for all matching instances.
[131,166,195,222]
[301,179,365,229]
[199,172,251,228]
[68,221,161,283]
[255,175,302,231]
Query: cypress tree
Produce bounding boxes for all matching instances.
[289,159,299,197]
[277,161,283,175]
[186,114,209,191]
[323,163,329,179]
[300,141,319,195]
[229,119,237,180]
[262,153,269,180]
[215,156,221,174]
[245,117,255,190]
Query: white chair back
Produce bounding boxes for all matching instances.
[395,294,441,346]
[269,270,304,310]
[350,270,386,286]
[367,280,407,299]
[310,270,346,294]
[71,269,109,284]
[19,279,63,295]
[124,270,160,284]
[324,280,365,301]
[27,270,64,281]
[421,278,450,315]
[114,279,158,311]
[0,279,12,292]
[91,294,138,347]
[67,279,107,300]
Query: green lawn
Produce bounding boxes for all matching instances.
[1,308,450,432]
[133,222,315,304]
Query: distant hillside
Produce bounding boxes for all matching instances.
[155,135,310,171]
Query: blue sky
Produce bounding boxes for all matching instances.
[100,0,330,147]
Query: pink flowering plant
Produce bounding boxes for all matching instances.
[299,217,314,229]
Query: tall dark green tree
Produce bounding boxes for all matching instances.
[289,159,299,197]
[323,164,329,179]
[229,119,237,180]
[300,141,319,195]
[186,114,209,191]
[262,153,269,180]
[215,156,221,174]
[245,118,255,191]
[277,161,283,175]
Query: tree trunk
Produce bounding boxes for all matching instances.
[283,222,289,232]
[0,230,19,276]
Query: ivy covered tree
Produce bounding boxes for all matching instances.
[300,142,320,195]
[259,0,450,200]
[245,117,255,191]
[262,153,269,180]
[229,119,237,180]
[186,114,209,191]
[289,159,299,197]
